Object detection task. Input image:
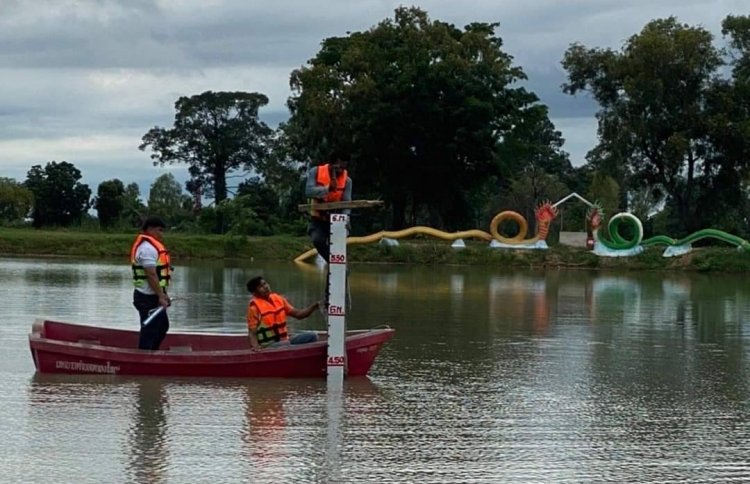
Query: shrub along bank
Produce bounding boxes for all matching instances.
[1,228,749,272]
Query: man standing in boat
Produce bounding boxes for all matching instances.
[131,216,172,350]
[246,276,320,351]
[304,150,352,263]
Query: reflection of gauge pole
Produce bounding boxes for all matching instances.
[324,380,344,482]
[662,279,690,323]
[451,274,464,305]
[488,276,503,325]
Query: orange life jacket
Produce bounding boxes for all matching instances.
[250,294,289,346]
[130,234,172,288]
[309,164,348,219]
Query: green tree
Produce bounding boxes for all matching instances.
[0,177,33,224]
[255,128,309,224]
[490,103,573,229]
[723,15,750,81]
[562,17,723,233]
[24,161,91,228]
[213,196,261,236]
[496,172,569,236]
[121,183,146,229]
[700,15,750,238]
[231,176,286,235]
[147,173,191,225]
[496,104,572,184]
[93,179,125,229]
[286,7,560,230]
[139,91,273,206]
[587,172,620,216]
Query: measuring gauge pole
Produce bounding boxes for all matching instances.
[326,213,348,385]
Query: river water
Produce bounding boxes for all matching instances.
[1,256,749,483]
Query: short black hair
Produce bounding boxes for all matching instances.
[246,276,266,293]
[141,216,166,231]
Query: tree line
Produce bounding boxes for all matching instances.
[0,165,194,231]
[1,8,749,240]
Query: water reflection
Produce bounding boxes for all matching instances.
[26,374,137,482]
[241,379,296,466]
[25,373,381,483]
[324,381,344,484]
[10,258,750,482]
[127,378,169,484]
[237,377,381,482]
[347,266,740,336]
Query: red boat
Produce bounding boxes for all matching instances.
[29,319,395,378]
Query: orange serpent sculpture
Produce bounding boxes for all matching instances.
[488,201,559,245]
[294,201,559,263]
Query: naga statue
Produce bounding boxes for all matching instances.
[294,200,560,262]
[586,202,750,256]
[489,201,559,246]
[294,196,750,263]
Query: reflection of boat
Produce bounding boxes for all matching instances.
[29,319,395,378]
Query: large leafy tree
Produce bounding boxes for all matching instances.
[121,182,146,229]
[0,177,33,224]
[496,104,571,182]
[24,161,91,228]
[286,7,557,230]
[93,179,125,229]
[723,15,750,81]
[562,17,724,233]
[699,15,750,235]
[232,176,283,235]
[147,173,191,225]
[491,103,572,223]
[139,91,273,205]
[255,128,308,223]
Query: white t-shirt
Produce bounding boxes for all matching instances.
[134,240,159,295]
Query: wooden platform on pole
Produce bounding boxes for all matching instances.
[298,200,383,212]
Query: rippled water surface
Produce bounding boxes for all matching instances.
[2,257,750,483]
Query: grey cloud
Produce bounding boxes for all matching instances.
[0,0,357,69]
[2,0,741,75]
[1,0,745,191]
[521,68,599,119]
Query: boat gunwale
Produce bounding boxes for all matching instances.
[29,319,395,361]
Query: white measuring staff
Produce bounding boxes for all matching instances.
[326,213,348,384]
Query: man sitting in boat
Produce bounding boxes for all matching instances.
[246,277,320,350]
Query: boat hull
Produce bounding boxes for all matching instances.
[29,320,394,378]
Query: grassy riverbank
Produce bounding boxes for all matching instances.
[2,227,750,271]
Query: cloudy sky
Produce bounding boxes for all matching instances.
[0,0,745,199]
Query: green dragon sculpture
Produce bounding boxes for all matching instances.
[586,202,750,255]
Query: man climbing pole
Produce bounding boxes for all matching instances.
[304,150,352,263]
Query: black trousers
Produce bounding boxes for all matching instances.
[308,217,331,262]
[133,290,170,350]
[309,217,332,307]
[308,217,353,309]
